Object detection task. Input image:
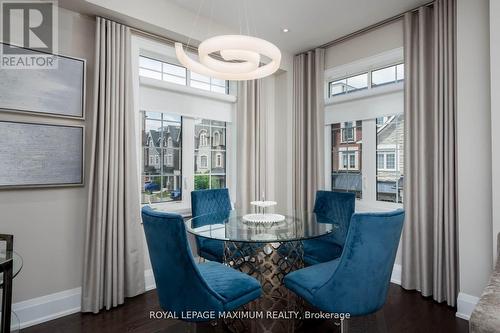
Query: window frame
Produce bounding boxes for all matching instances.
[324,48,404,210]
[327,62,404,99]
[141,112,183,205]
[132,35,236,214]
[325,47,405,105]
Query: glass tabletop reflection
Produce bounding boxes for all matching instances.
[0,250,23,287]
[185,210,337,243]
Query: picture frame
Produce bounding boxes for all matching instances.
[0,42,86,119]
[0,120,85,188]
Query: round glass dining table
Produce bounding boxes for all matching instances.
[0,250,23,287]
[185,210,337,298]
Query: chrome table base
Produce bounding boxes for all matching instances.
[223,241,304,333]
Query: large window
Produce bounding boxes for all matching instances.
[139,55,229,95]
[331,121,363,198]
[194,119,227,190]
[141,112,182,204]
[376,115,404,203]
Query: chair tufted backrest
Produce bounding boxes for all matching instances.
[191,188,232,225]
[141,206,224,313]
[314,209,405,316]
[313,191,356,247]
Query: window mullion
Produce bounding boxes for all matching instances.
[362,119,377,202]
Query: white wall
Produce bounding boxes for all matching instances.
[457,0,493,300]
[0,8,95,303]
[325,20,403,69]
[490,0,500,264]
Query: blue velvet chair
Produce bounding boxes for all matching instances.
[285,209,405,316]
[191,189,232,262]
[303,191,356,265]
[142,206,261,320]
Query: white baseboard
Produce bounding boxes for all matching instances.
[12,269,156,329]
[13,287,81,329]
[456,292,479,320]
[391,264,402,285]
[390,266,478,321]
[7,263,424,329]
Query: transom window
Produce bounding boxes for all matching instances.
[328,63,405,98]
[139,55,229,95]
[190,72,228,94]
[139,56,186,85]
[329,73,368,97]
[372,64,405,87]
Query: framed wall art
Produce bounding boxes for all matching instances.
[0,43,85,119]
[0,121,84,188]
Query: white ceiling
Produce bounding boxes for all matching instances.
[169,0,430,53]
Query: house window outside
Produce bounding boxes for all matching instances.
[332,121,362,198]
[141,111,182,204]
[199,130,208,147]
[376,115,404,203]
[213,131,221,146]
[166,154,173,166]
[195,119,227,190]
[200,155,208,168]
[341,121,355,142]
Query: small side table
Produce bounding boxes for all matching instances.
[1,235,22,333]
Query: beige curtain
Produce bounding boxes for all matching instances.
[82,17,145,313]
[236,80,266,212]
[402,0,458,307]
[293,48,325,212]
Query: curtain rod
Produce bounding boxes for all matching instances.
[129,27,199,54]
[96,16,190,50]
[309,0,435,52]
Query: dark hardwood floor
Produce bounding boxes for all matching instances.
[22,284,468,333]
